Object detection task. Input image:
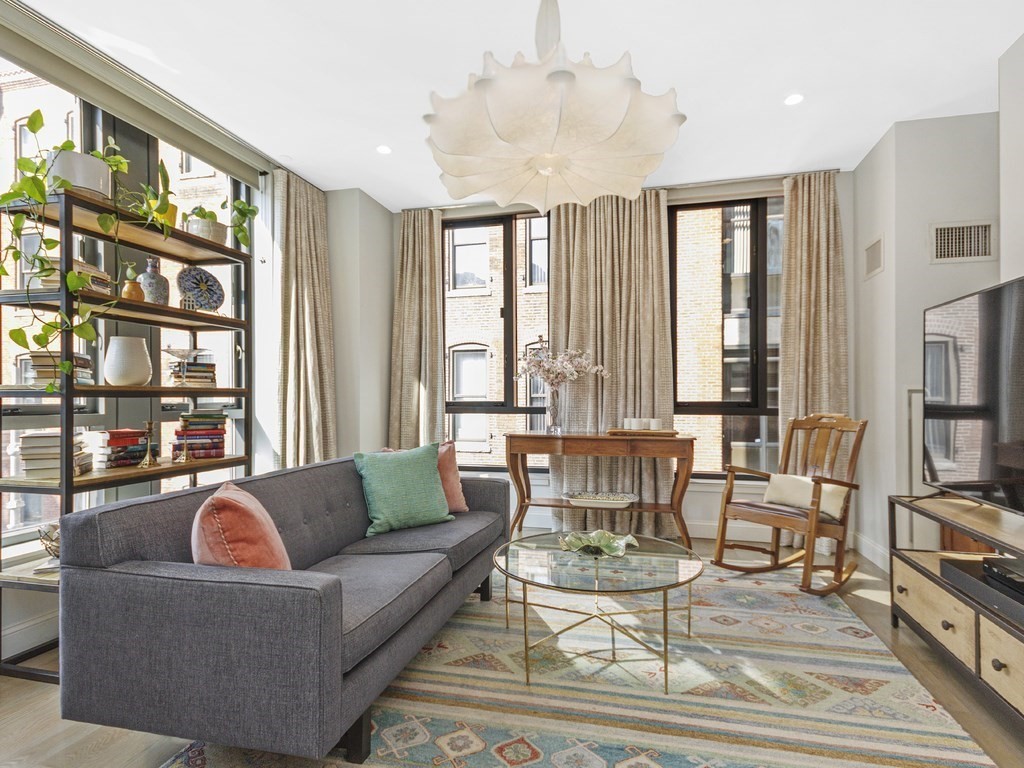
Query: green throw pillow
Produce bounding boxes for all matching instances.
[354,443,454,536]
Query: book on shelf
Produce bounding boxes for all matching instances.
[168,361,217,387]
[95,444,153,456]
[171,448,225,460]
[21,450,92,470]
[23,460,93,479]
[18,430,84,448]
[34,259,113,295]
[32,558,60,575]
[173,429,226,437]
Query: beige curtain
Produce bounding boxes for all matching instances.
[275,169,338,467]
[387,209,445,449]
[548,189,677,537]
[780,170,849,552]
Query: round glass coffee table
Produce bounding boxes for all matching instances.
[492,532,704,694]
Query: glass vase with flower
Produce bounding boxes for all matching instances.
[516,344,610,435]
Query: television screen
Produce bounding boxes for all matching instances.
[923,276,1024,513]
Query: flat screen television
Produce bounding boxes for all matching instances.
[923,275,1024,514]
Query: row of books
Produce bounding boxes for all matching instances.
[83,429,159,469]
[168,361,216,387]
[172,408,226,460]
[16,430,92,479]
[27,350,95,386]
[34,259,113,295]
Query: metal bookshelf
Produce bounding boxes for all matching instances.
[0,189,254,683]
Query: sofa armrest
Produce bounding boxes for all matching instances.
[61,561,345,759]
[461,476,511,540]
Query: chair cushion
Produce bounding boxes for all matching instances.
[308,552,451,671]
[729,499,841,525]
[191,482,291,570]
[763,473,848,517]
[353,444,454,536]
[339,511,503,571]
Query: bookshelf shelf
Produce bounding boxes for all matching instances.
[0,455,249,493]
[0,189,254,685]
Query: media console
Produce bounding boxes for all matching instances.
[889,494,1024,724]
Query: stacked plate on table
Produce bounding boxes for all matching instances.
[563,492,639,509]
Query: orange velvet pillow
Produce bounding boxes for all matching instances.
[382,441,469,513]
[191,482,291,570]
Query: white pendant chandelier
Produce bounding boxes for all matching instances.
[425,0,686,214]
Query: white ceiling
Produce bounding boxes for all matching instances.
[24,0,1024,212]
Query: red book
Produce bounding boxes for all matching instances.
[106,436,148,447]
[174,429,226,437]
[105,429,147,439]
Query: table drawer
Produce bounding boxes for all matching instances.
[893,558,977,668]
[979,616,1024,715]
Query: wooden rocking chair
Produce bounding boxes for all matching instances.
[712,413,868,596]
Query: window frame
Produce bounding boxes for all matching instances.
[526,216,549,288]
[669,197,778,476]
[442,214,548,423]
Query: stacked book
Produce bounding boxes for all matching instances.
[168,360,216,387]
[16,430,92,479]
[27,351,94,386]
[173,409,227,460]
[84,429,159,469]
[35,259,113,295]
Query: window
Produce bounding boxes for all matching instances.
[671,197,783,474]
[527,216,548,287]
[180,150,215,178]
[924,336,958,463]
[443,215,549,467]
[449,227,489,290]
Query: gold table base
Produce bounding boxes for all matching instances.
[503,580,693,695]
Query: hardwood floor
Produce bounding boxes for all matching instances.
[2,539,1022,768]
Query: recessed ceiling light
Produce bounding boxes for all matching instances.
[784,94,804,106]
[376,145,392,155]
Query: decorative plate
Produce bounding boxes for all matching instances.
[563,492,639,509]
[176,266,224,311]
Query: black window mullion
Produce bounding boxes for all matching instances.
[753,197,768,411]
[502,216,515,409]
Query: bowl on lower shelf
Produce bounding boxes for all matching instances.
[563,492,639,509]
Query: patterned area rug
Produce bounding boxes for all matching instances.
[161,565,994,768]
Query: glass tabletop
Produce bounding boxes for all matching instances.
[493,532,704,594]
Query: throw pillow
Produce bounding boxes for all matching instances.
[354,443,454,536]
[381,440,469,512]
[763,473,848,518]
[191,482,292,569]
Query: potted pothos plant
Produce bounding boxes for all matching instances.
[181,199,258,248]
[0,109,108,392]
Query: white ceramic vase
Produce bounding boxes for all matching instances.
[185,218,229,245]
[103,336,152,386]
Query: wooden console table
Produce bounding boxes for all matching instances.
[505,433,696,547]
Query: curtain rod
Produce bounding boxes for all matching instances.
[413,168,843,213]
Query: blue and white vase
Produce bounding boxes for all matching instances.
[137,257,169,305]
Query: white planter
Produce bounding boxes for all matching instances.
[103,336,152,386]
[185,218,229,245]
[47,152,111,198]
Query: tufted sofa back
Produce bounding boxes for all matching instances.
[62,458,372,571]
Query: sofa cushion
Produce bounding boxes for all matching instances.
[339,511,503,571]
[354,445,454,536]
[382,441,469,513]
[191,482,291,570]
[307,552,451,671]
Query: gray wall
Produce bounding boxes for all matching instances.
[851,113,1001,568]
[325,189,397,456]
[1001,33,1024,281]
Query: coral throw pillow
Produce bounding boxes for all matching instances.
[382,440,469,513]
[191,481,292,569]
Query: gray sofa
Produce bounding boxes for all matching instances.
[59,457,509,762]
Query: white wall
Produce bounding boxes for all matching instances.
[325,189,397,456]
[1000,33,1024,281]
[852,114,1001,569]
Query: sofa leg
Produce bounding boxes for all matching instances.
[339,709,371,763]
[475,574,492,602]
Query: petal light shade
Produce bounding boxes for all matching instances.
[425,0,686,214]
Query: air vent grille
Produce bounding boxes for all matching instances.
[932,222,994,263]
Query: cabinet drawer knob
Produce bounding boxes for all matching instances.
[896,585,907,595]
[992,658,1008,672]
[941,619,954,631]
